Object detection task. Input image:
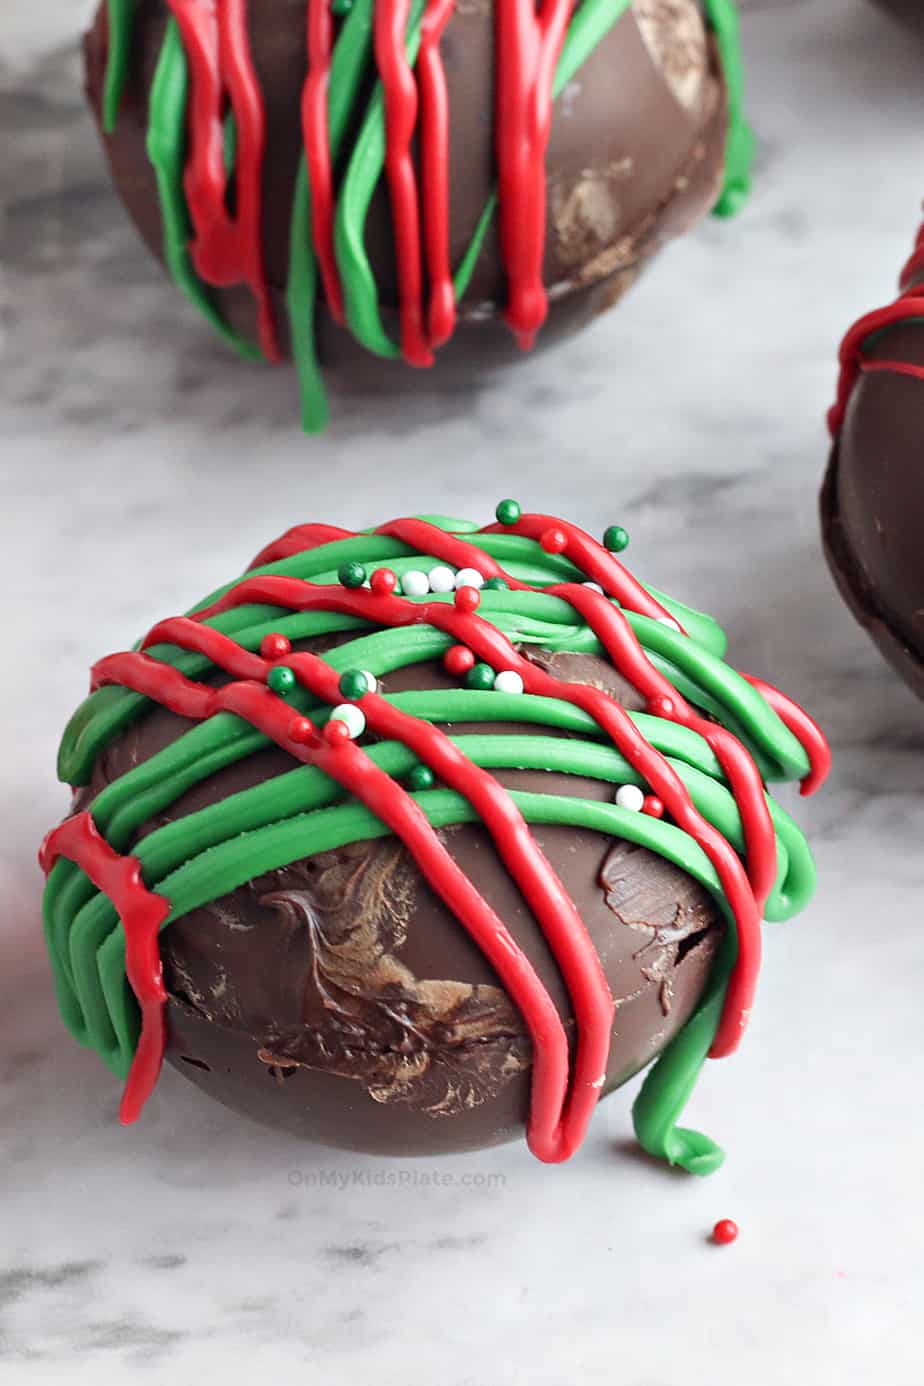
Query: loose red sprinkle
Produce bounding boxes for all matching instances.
[454,586,481,613]
[289,716,315,744]
[260,632,292,660]
[370,568,397,596]
[540,527,567,554]
[712,1219,739,1246]
[444,645,476,677]
[642,796,664,819]
[323,719,351,745]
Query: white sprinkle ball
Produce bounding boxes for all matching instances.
[428,565,456,593]
[454,567,485,591]
[329,704,366,739]
[401,569,430,598]
[582,581,604,594]
[493,670,524,696]
[615,784,645,813]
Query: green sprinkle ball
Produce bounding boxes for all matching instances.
[603,525,630,553]
[495,498,521,526]
[465,662,496,691]
[338,670,370,700]
[267,666,297,697]
[483,577,509,591]
[407,764,435,792]
[338,561,367,588]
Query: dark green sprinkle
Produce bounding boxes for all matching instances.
[338,670,369,700]
[483,577,510,591]
[495,498,521,526]
[267,666,297,697]
[407,764,435,792]
[603,525,630,553]
[465,662,496,691]
[338,561,367,588]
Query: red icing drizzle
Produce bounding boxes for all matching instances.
[39,813,170,1125]
[303,0,344,322]
[830,215,924,437]
[495,0,573,349]
[50,513,829,1153]
[167,0,280,361]
[740,673,830,798]
[418,0,457,347]
[375,0,434,366]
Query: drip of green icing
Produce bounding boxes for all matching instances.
[102,0,136,135]
[286,0,379,430]
[704,0,755,218]
[46,523,818,1174]
[146,20,260,362]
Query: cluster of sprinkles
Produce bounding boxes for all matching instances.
[99,0,753,431]
[830,210,924,437]
[41,505,827,1171]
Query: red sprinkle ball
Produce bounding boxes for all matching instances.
[260,632,292,660]
[370,567,398,596]
[540,526,568,554]
[642,796,664,819]
[323,718,351,746]
[443,644,476,677]
[454,585,481,613]
[711,1219,739,1246]
[288,716,315,745]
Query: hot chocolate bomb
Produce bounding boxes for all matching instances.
[41,508,828,1171]
[824,219,924,700]
[83,0,752,429]
[870,1,924,37]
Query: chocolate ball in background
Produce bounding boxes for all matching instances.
[77,645,721,1155]
[869,0,924,38]
[822,247,924,702]
[82,0,733,406]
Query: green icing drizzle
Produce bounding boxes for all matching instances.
[704,0,755,217]
[102,0,136,135]
[46,522,817,1174]
[146,20,260,362]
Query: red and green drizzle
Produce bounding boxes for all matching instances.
[42,508,827,1172]
[101,0,752,431]
[829,214,924,437]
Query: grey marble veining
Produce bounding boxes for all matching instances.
[2,1,923,1381]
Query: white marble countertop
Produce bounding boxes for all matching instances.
[2,0,923,1380]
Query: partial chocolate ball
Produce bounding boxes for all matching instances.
[81,645,720,1155]
[870,0,924,37]
[822,257,924,700]
[82,0,736,415]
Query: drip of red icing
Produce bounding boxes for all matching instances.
[167,0,280,361]
[740,674,830,798]
[830,215,924,437]
[418,0,457,347]
[495,0,573,350]
[303,0,345,322]
[39,813,169,1125]
[375,0,434,366]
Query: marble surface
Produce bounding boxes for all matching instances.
[2,0,924,1380]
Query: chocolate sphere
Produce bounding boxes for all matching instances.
[42,512,825,1169]
[823,228,924,700]
[870,0,924,37]
[82,0,749,429]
